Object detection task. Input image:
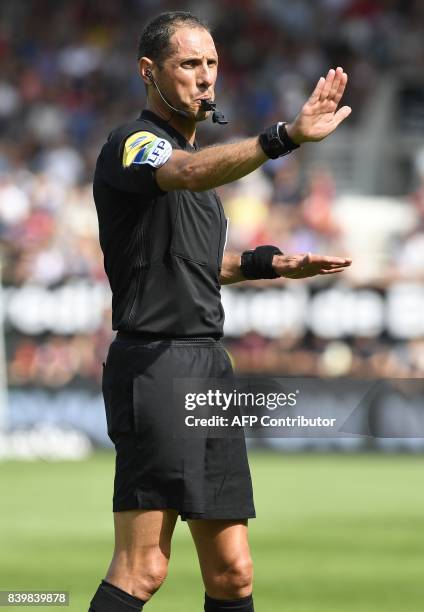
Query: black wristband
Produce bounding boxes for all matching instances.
[240,245,283,280]
[258,122,300,159]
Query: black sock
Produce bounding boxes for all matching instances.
[89,580,145,611]
[204,593,254,611]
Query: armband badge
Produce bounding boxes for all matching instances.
[122,131,172,169]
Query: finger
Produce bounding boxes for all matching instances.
[334,105,352,126]
[329,67,343,100]
[319,68,336,101]
[321,261,352,269]
[308,255,351,265]
[308,76,325,104]
[319,268,347,275]
[333,72,348,105]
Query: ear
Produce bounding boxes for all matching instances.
[138,57,154,86]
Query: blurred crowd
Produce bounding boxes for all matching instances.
[1,0,424,387]
[225,334,424,378]
[7,332,108,389]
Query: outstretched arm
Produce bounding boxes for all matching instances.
[156,67,351,192]
[219,251,352,286]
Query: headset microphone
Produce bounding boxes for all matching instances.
[199,99,228,125]
[146,70,228,125]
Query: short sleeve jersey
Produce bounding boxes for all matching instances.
[93,110,227,338]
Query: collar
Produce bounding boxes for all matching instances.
[138,110,197,151]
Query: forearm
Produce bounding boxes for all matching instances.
[220,251,285,285]
[156,137,268,192]
[219,252,244,285]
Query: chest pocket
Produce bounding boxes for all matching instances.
[170,190,219,266]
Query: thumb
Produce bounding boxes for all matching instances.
[334,105,352,126]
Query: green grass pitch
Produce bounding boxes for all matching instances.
[1,452,424,611]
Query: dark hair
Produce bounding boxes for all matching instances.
[137,11,210,67]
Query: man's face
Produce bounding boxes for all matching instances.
[156,26,218,121]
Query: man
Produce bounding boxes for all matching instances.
[89,11,351,612]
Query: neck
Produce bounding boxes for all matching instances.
[146,98,196,145]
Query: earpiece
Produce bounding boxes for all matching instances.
[146,69,153,81]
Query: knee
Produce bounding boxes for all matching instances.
[207,557,254,599]
[225,558,254,595]
[137,560,168,598]
[107,555,169,601]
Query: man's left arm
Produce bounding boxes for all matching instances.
[220,251,352,285]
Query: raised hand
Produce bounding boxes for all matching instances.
[273,252,352,279]
[286,67,351,144]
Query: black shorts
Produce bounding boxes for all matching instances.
[102,334,255,520]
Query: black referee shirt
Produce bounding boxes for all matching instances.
[93,110,227,338]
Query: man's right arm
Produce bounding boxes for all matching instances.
[156,67,351,193]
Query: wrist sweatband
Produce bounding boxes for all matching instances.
[240,245,283,279]
[258,122,300,159]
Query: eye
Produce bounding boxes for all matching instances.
[182,60,197,68]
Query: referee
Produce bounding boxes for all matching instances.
[89,11,351,612]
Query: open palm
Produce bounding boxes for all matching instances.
[274,252,352,279]
[288,67,352,143]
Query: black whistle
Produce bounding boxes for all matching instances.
[212,110,228,125]
[200,99,228,125]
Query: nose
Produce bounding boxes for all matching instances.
[197,61,214,89]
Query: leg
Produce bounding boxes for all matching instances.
[107,508,178,599]
[188,519,254,610]
[89,508,178,610]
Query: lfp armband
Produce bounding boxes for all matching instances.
[122,131,172,169]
